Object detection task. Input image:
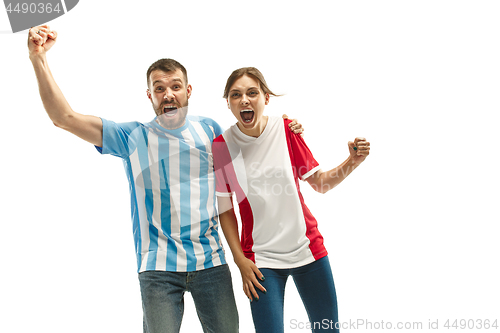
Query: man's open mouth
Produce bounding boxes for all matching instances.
[163,105,178,117]
[240,109,254,123]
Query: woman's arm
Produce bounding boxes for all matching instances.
[306,137,370,193]
[218,196,266,301]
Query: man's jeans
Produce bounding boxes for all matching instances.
[139,264,238,333]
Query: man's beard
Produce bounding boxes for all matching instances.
[153,100,189,130]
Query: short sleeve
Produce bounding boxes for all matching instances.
[211,120,224,138]
[95,118,143,159]
[284,119,320,180]
[212,135,233,197]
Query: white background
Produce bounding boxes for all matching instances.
[1,1,499,332]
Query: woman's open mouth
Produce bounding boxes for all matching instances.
[240,109,254,123]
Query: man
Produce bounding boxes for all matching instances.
[27,25,302,333]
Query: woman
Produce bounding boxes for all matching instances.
[212,67,370,333]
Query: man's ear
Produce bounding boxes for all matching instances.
[227,99,230,109]
[146,89,152,101]
[187,84,193,99]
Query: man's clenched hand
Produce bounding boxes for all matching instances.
[28,25,57,59]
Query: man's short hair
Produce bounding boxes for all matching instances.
[147,59,188,88]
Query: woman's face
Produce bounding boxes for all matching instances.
[226,74,270,137]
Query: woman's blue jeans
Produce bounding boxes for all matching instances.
[250,256,339,333]
[138,264,238,333]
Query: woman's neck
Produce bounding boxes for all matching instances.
[237,116,269,138]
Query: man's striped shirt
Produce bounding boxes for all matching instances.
[96,115,226,273]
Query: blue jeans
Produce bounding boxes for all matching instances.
[250,256,339,333]
[138,264,238,333]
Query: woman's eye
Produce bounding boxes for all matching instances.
[231,93,240,98]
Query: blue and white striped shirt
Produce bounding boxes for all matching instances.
[96,115,226,272]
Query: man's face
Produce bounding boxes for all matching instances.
[147,69,192,129]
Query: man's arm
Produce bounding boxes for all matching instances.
[306,137,370,193]
[28,25,103,147]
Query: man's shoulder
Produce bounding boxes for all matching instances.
[187,115,223,137]
[187,115,221,127]
[102,118,145,132]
